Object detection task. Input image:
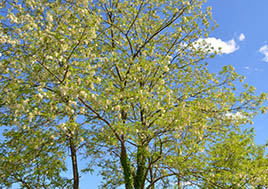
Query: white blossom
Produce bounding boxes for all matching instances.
[47,13,53,22]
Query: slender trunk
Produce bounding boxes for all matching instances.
[177,176,182,189]
[134,145,147,189]
[120,141,134,189]
[69,137,79,189]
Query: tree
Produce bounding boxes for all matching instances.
[0,0,267,188]
[200,129,268,188]
[0,0,99,188]
[0,121,71,188]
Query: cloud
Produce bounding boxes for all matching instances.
[243,66,262,73]
[259,45,268,62]
[194,37,239,54]
[238,33,245,41]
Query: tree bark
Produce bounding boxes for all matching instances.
[120,141,134,189]
[134,145,146,189]
[69,137,79,189]
[177,176,182,189]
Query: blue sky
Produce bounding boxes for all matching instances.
[81,1,268,188]
[206,0,268,145]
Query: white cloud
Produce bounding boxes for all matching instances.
[194,37,239,54]
[259,45,268,62]
[238,33,245,41]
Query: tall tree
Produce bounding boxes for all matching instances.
[0,0,99,188]
[0,0,267,188]
[0,120,72,188]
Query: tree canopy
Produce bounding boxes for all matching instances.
[0,0,267,188]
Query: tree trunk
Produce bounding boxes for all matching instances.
[69,137,79,189]
[134,145,147,189]
[177,176,182,189]
[120,141,134,189]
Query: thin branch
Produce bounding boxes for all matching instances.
[60,27,87,84]
[78,97,122,142]
[133,6,188,58]
[37,59,62,82]
[146,173,176,189]
[126,2,144,35]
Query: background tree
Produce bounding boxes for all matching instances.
[200,128,268,188]
[0,0,267,188]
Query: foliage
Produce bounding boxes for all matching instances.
[201,129,268,188]
[0,0,267,188]
[0,123,71,188]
